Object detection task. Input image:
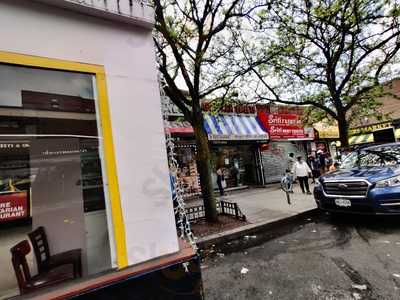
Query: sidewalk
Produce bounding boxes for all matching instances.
[187,183,317,225]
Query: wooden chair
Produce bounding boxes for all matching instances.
[28,226,82,278]
[10,240,74,295]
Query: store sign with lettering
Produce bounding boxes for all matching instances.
[258,112,312,140]
[0,192,28,222]
[0,142,30,154]
[201,102,256,115]
[349,122,392,136]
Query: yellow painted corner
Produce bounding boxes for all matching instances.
[96,73,129,268]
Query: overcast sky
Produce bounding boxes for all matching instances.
[0,64,94,107]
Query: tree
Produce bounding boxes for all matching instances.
[245,0,400,146]
[153,0,261,222]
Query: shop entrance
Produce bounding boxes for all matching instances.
[211,144,259,189]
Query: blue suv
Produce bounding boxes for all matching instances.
[314,143,400,215]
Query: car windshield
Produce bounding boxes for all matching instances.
[341,145,400,169]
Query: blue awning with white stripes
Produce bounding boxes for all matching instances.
[203,114,269,141]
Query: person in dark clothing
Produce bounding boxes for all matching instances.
[317,151,326,174]
[325,155,333,171]
[308,156,321,183]
[230,165,239,187]
[216,167,225,196]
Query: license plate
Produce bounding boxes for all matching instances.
[335,199,351,207]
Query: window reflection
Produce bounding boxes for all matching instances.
[0,64,111,298]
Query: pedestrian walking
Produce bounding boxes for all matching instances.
[308,155,321,183]
[294,156,312,194]
[216,166,226,196]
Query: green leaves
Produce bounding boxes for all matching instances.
[248,0,400,124]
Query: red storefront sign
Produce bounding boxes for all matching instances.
[0,192,28,222]
[258,112,310,140]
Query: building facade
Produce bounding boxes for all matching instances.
[0,1,201,299]
[314,79,400,154]
[257,105,315,183]
[164,98,316,188]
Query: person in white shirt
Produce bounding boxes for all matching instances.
[294,156,312,194]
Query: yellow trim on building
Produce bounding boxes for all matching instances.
[395,128,400,139]
[0,50,128,268]
[0,51,105,74]
[95,73,128,268]
[349,133,374,145]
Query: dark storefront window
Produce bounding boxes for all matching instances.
[0,63,112,298]
[211,144,258,188]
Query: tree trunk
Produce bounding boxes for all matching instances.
[338,116,349,148]
[192,118,218,223]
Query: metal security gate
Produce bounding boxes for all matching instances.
[261,141,307,184]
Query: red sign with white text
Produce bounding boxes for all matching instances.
[258,112,310,140]
[0,192,28,222]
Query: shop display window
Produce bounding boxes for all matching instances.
[175,144,201,197]
[211,145,257,188]
[0,63,112,298]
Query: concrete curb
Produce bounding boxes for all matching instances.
[197,208,320,249]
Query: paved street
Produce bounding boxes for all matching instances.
[202,213,400,300]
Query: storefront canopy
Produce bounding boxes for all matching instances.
[349,133,374,145]
[204,114,269,141]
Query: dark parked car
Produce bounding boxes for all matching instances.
[314,143,400,215]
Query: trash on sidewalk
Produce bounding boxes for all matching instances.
[393,273,400,278]
[352,284,367,290]
[378,240,391,244]
[216,252,225,258]
[353,292,362,300]
[241,267,249,274]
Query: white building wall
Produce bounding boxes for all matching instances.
[0,0,178,266]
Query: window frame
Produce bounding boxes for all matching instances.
[0,50,128,268]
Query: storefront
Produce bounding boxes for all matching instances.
[258,112,314,183]
[315,121,400,160]
[348,121,394,145]
[0,2,201,299]
[203,113,269,188]
[164,121,202,198]
[174,142,201,197]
